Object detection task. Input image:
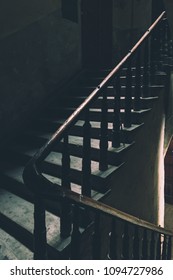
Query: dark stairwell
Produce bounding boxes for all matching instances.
[0,2,173,260]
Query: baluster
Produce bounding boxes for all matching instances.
[150,231,157,259]
[109,219,124,260]
[156,233,162,260]
[60,134,72,238]
[163,19,169,61]
[112,73,121,148]
[133,226,141,260]
[82,107,91,197]
[143,39,150,97]
[122,222,130,259]
[109,219,118,259]
[134,48,141,111]
[70,205,81,259]
[162,235,168,260]
[169,38,173,60]
[34,195,47,259]
[92,213,101,259]
[124,58,132,128]
[153,22,161,71]
[150,29,158,82]
[167,236,172,260]
[159,19,165,63]
[142,229,151,259]
[99,89,108,171]
[62,134,71,189]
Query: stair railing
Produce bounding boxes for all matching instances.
[23,11,172,259]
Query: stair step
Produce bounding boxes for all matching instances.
[8,134,133,166]
[0,190,71,259]
[83,68,167,84]
[0,227,32,260]
[84,67,144,77]
[53,107,151,124]
[33,118,119,139]
[41,154,123,193]
[69,84,164,99]
[69,95,159,109]
[79,71,167,87]
[2,145,123,194]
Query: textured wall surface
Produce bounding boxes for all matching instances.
[112,0,152,62]
[105,87,165,226]
[0,0,81,144]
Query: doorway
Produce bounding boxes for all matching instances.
[81,0,113,68]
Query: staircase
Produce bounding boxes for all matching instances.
[0,11,173,260]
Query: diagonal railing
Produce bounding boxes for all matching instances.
[23,11,173,259]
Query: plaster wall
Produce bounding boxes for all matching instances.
[0,0,82,144]
[105,87,165,226]
[164,0,173,35]
[112,0,152,62]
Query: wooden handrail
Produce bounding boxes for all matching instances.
[44,182,173,237]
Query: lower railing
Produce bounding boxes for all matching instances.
[28,183,173,260]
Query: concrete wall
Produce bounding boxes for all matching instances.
[112,0,152,63]
[0,0,82,144]
[164,0,173,35]
[105,87,165,226]
[164,70,173,153]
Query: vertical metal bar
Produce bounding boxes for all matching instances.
[163,19,169,60]
[122,222,130,259]
[109,219,124,260]
[70,205,81,260]
[82,107,91,197]
[92,212,101,259]
[159,19,165,63]
[156,233,162,260]
[150,25,161,83]
[162,235,168,260]
[99,89,108,171]
[34,195,47,260]
[133,226,141,260]
[109,218,118,259]
[142,229,151,260]
[112,73,121,147]
[124,58,132,127]
[150,231,157,259]
[143,39,150,97]
[169,37,173,60]
[167,236,172,260]
[134,48,141,111]
[62,134,71,189]
[60,134,72,238]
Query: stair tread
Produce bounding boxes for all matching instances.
[42,174,105,201]
[0,228,32,260]
[56,106,152,114]
[0,189,61,243]
[0,163,24,184]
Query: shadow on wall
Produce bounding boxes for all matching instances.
[0,0,81,145]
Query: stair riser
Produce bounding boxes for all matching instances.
[40,161,116,194]
[67,85,164,100]
[32,119,141,146]
[70,97,157,110]
[79,72,166,87]
[61,109,149,125]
